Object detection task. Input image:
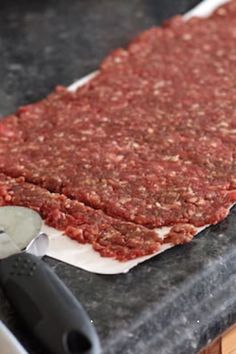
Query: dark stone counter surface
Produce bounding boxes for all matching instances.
[1,1,236,353]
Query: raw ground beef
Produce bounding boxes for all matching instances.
[0,172,193,260]
[0,1,236,260]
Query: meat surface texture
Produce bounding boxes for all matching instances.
[0,1,236,261]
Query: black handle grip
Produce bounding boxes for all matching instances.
[0,253,101,354]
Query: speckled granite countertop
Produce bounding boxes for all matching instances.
[1,1,236,353]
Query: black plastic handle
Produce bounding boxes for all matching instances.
[0,252,101,354]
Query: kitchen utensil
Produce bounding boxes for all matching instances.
[0,206,101,354]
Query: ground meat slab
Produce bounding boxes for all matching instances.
[0,173,164,261]
[0,0,236,263]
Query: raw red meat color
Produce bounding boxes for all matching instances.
[0,1,236,260]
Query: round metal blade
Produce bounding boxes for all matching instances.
[0,206,42,250]
[26,232,49,257]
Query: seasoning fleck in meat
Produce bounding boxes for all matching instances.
[0,1,236,260]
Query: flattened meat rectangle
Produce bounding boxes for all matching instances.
[0,1,236,260]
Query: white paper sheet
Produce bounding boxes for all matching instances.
[46,0,230,274]
[184,0,229,19]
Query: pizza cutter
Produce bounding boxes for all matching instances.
[0,206,101,354]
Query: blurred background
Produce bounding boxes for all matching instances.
[0,0,200,116]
